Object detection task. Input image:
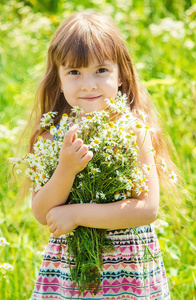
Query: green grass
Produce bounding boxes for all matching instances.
[0,0,196,299]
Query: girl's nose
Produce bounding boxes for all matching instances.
[81,75,97,91]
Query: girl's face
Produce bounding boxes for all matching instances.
[59,58,122,114]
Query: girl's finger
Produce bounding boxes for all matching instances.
[46,217,52,226]
[76,144,88,157]
[63,124,79,147]
[46,213,51,224]
[71,138,83,152]
[81,150,93,162]
[53,230,60,239]
[72,132,77,143]
[49,224,56,233]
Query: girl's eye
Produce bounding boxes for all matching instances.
[69,70,80,75]
[96,68,108,74]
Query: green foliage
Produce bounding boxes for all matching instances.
[0,0,196,299]
[66,227,115,294]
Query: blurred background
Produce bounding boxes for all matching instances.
[0,0,196,299]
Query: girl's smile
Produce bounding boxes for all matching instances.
[80,95,101,101]
[59,58,122,113]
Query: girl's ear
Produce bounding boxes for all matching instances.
[118,78,122,87]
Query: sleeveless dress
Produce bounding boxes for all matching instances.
[31,224,171,299]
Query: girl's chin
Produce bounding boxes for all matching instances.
[82,107,106,114]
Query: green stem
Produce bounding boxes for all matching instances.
[131,227,159,265]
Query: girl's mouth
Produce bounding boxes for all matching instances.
[80,96,101,101]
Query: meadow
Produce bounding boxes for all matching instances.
[0,0,196,299]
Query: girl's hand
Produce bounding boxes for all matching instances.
[59,124,93,176]
[46,205,77,238]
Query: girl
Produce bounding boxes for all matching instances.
[30,11,173,300]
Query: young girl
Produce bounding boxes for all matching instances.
[30,11,173,300]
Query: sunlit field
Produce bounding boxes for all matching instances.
[0,1,196,299]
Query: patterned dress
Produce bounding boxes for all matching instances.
[31,224,170,299]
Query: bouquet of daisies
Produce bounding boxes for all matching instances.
[9,92,175,294]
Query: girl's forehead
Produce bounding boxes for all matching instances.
[58,40,117,69]
[62,57,115,68]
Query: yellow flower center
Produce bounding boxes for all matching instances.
[94,139,100,144]
[136,122,143,128]
[130,131,136,136]
[109,122,114,128]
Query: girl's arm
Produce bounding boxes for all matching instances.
[47,129,160,237]
[32,124,93,225]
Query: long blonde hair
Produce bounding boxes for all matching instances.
[29,11,182,205]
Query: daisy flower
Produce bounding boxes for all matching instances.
[57,129,65,138]
[95,110,109,119]
[7,157,15,164]
[114,192,121,200]
[2,263,13,271]
[143,164,151,174]
[34,183,42,192]
[126,179,134,190]
[103,152,112,161]
[160,159,167,172]
[16,168,22,174]
[60,113,69,125]
[71,106,85,116]
[126,191,132,197]
[135,186,143,196]
[169,171,177,184]
[33,141,44,153]
[89,138,101,151]
[90,168,101,175]
[50,125,57,135]
[133,120,144,131]
[77,173,84,179]
[96,191,106,200]
[150,147,156,156]
[143,185,149,196]
[137,110,147,122]
[153,219,169,233]
[0,237,9,246]
[25,168,36,181]
[39,112,57,128]
[81,115,93,125]
[116,91,128,103]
